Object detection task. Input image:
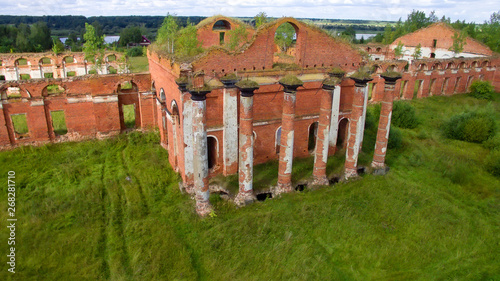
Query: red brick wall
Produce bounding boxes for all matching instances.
[392,23,493,56]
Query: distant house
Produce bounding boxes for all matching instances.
[389,22,493,61]
[139,36,151,46]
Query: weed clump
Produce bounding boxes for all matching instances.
[469,80,494,100]
[442,111,496,143]
[392,101,419,129]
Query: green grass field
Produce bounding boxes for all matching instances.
[128,56,149,73]
[0,93,498,280]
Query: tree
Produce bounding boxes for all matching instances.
[450,30,467,56]
[412,43,422,60]
[254,12,269,28]
[405,10,431,33]
[52,38,64,55]
[275,23,296,52]
[83,23,105,73]
[29,21,52,51]
[227,25,248,51]
[394,41,404,59]
[175,22,203,58]
[16,23,31,52]
[119,25,142,46]
[156,14,179,53]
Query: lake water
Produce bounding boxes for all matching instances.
[59,36,120,44]
[356,33,376,40]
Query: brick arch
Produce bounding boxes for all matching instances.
[445,62,455,69]
[458,61,467,69]
[39,57,52,65]
[431,62,442,70]
[15,57,29,66]
[41,82,66,97]
[212,19,231,31]
[418,63,428,71]
[171,99,179,116]
[63,55,76,64]
[471,61,479,68]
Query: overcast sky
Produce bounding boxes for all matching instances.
[1,0,498,23]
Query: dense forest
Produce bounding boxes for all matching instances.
[0,12,499,53]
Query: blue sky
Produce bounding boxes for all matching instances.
[1,0,498,23]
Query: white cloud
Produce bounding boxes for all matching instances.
[0,0,497,22]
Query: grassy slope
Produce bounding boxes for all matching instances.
[0,93,499,280]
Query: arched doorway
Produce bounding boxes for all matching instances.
[336,118,349,149]
[207,136,218,169]
[308,122,318,153]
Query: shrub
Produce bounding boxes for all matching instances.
[388,126,403,149]
[469,80,494,100]
[443,111,495,143]
[483,135,500,150]
[392,101,419,129]
[127,46,143,57]
[485,150,500,177]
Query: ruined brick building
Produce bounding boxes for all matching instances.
[147,16,500,215]
[0,16,499,215]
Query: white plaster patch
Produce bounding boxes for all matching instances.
[329,86,341,146]
[30,100,44,106]
[223,89,238,172]
[284,131,295,174]
[93,95,118,103]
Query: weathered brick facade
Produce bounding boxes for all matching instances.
[148,16,500,198]
[0,73,153,149]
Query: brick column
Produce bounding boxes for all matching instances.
[276,75,303,194]
[220,75,239,176]
[371,72,402,172]
[344,73,372,180]
[188,85,213,216]
[312,77,341,185]
[176,78,195,193]
[234,80,260,206]
[327,69,346,150]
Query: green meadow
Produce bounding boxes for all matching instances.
[0,92,498,280]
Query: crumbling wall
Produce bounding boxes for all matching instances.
[0,73,153,149]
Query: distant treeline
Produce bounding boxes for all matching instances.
[0,15,206,35]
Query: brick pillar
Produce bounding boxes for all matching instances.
[276,75,303,194]
[371,73,402,172]
[312,77,341,185]
[221,76,239,176]
[189,87,213,216]
[176,78,195,193]
[234,81,260,206]
[328,69,346,150]
[344,74,372,180]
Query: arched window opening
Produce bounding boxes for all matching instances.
[159,88,166,102]
[39,57,51,65]
[212,20,231,31]
[274,22,298,64]
[207,136,218,170]
[308,122,318,153]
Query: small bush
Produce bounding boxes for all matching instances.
[443,111,495,143]
[469,80,494,100]
[392,101,419,129]
[485,150,500,177]
[483,135,500,150]
[388,126,403,149]
[127,46,143,57]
